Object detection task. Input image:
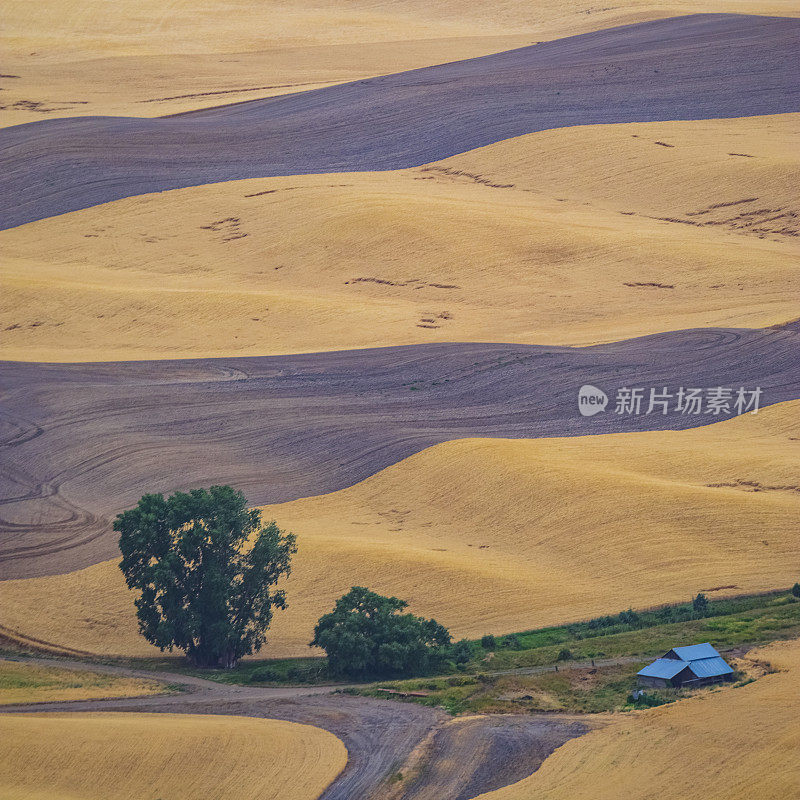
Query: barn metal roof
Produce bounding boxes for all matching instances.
[637,658,688,679]
[686,656,734,678]
[639,642,733,681]
[668,643,721,661]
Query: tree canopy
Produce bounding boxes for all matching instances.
[310,586,452,678]
[115,485,296,668]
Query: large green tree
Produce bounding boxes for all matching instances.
[115,485,296,668]
[311,586,452,678]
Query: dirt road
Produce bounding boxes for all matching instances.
[0,656,590,800]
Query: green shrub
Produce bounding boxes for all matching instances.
[628,691,668,708]
[311,587,452,678]
[618,609,641,626]
[446,675,475,687]
[693,593,709,615]
[248,667,281,683]
[450,639,474,664]
[481,634,497,650]
[286,666,311,683]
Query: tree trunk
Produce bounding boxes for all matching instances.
[188,649,237,669]
[216,650,238,669]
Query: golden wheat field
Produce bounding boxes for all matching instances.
[2,0,798,797]
[9,0,799,61]
[0,35,538,126]
[3,1,798,125]
[472,636,800,800]
[0,660,163,705]
[1,114,797,361]
[0,712,347,800]
[1,400,797,659]
[6,0,799,122]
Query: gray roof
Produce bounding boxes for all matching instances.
[686,656,734,679]
[668,643,721,661]
[638,643,732,681]
[637,658,689,679]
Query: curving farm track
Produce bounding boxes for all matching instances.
[1,13,798,229]
[0,657,588,800]
[2,322,799,579]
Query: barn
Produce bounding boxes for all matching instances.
[637,643,734,689]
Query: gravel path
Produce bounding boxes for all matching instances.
[0,655,342,700]
[1,14,798,228]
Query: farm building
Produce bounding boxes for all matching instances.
[637,643,734,689]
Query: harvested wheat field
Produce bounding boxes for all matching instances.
[3,15,798,230]
[0,36,537,127]
[8,0,799,61]
[2,326,798,580]
[1,114,797,360]
[3,2,798,797]
[1,400,797,658]
[471,636,800,800]
[0,712,346,800]
[5,2,798,126]
[0,659,163,705]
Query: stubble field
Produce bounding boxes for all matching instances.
[0,712,346,800]
[2,2,799,798]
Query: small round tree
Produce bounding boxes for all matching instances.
[311,587,451,678]
[115,485,296,668]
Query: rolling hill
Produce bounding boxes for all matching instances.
[5,2,798,126]
[1,400,796,659]
[2,15,798,229]
[2,324,798,581]
[0,712,347,800]
[2,4,797,798]
[1,114,797,361]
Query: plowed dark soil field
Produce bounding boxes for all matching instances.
[2,323,798,579]
[1,14,798,228]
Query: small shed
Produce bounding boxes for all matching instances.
[637,643,733,689]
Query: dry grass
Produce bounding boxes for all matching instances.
[0,659,163,705]
[1,400,796,659]
[2,115,797,361]
[0,712,347,800]
[471,636,800,799]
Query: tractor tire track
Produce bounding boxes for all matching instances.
[1,323,799,579]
